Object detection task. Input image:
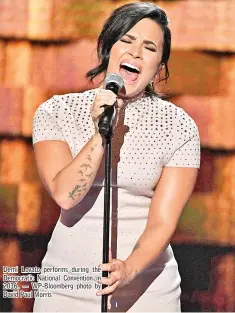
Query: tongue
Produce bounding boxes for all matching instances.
[120,67,138,82]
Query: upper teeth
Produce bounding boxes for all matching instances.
[121,63,140,73]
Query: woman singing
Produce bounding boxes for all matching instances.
[32,2,200,312]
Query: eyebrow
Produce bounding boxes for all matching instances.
[124,33,158,48]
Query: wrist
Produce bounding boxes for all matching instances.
[124,259,138,282]
[92,131,105,148]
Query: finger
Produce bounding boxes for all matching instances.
[99,262,117,272]
[97,92,116,99]
[91,107,105,120]
[96,90,117,99]
[108,294,112,310]
[96,280,120,296]
[95,107,106,116]
[95,98,116,108]
[92,104,106,113]
[98,89,117,96]
[109,248,113,263]
[96,94,117,103]
[116,99,124,109]
[90,103,105,114]
[97,275,117,286]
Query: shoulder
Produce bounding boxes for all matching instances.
[156,97,199,135]
[56,88,98,107]
[155,97,191,120]
[34,88,98,118]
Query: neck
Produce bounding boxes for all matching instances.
[119,90,147,106]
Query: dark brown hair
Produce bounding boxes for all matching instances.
[86,2,171,97]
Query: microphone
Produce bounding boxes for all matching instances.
[98,73,124,137]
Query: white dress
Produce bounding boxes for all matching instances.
[32,89,200,312]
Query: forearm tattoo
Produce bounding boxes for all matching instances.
[68,145,97,201]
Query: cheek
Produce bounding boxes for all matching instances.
[108,48,120,70]
[145,55,161,76]
[109,43,128,63]
[149,54,161,67]
[142,63,159,81]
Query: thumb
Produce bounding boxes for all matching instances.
[116,98,124,109]
[109,247,113,263]
[108,294,112,310]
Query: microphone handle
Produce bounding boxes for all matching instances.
[98,105,116,137]
[98,82,120,137]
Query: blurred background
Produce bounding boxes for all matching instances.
[0,0,235,311]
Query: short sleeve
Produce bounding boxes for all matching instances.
[165,108,200,168]
[32,97,66,145]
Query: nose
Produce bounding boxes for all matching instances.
[128,43,143,59]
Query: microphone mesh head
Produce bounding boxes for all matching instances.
[104,73,124,89]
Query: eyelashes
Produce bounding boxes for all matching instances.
[145,47,156,52]
[119,39,156,52]
[120,39,131,43]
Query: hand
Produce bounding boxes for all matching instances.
[96,248,133,309]
[91,89,124,133]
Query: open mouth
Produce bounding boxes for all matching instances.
[119,62,141,83]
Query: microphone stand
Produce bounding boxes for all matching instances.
[100,122,113,312]
[98,80,121,312]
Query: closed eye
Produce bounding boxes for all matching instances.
[145,46,156,52]
[120,37,156,52]
[120,39,131,44]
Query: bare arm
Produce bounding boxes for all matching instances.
[34,132,104,210]
[33,89,123,210]
[124,166,198,279]
[97,166,198,295]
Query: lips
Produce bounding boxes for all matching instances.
[120,62,141,73]
[119,60,142,84]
